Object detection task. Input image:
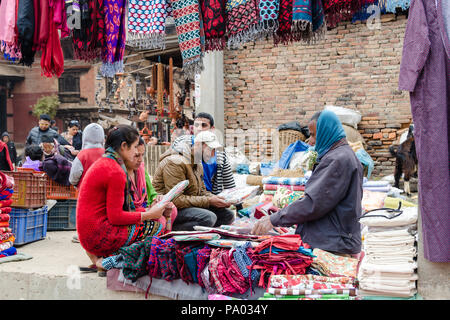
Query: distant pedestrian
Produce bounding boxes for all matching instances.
[1,132,18,168]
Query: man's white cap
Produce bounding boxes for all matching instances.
[195,131,222,149]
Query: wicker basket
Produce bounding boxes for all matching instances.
[278,130,306,158]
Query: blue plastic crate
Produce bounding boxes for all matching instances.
[47,200,77,231]
[10,206,48,246]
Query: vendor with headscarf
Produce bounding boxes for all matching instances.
[252,110,363,255]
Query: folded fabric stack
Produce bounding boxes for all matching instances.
[261,176,307,207]
[0,174,15,258]
[363,179,391,193]
[358,206,418,298]
[260,274,358,300]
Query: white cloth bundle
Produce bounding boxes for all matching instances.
[359,207,418,227]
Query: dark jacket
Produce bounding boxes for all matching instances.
[42,154,72,186]
[270,139,363,254]
[26,127,69,146]
[1,132,17,165]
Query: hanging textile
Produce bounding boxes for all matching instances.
[398,0,450,262]
[322,0,363,29]
[274,0,293,45]
[17,0,36,66]
[52,0,70,38]
[40,3,64,77]
[225,0,260,49]
[200,0,227,51]
[101,0,127,77]
[0,0,21,61]
[291,0,326,43]
[72,0,105,61]
[352,0,379,23]
[32,0,49,52]
[257,0,279,39]
[171,0,204,80]
[383,0,410,13]
[127,0,172,50]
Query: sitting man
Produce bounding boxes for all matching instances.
[40,135,72,186]
[153,130,235,231]
[252,110,363,255]
[171,112,235,195]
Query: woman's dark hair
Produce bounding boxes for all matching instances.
[105,125,140,151]
[138,137,145,146]
[25,145,44,161]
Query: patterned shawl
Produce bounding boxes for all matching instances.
[200,0,227,51]
[258,0,279,39]
[171,0,204,80]
[322,0,363,29]
[0,0,21,61]
[101,0,127,77]
[225,0,260,49]
[274,0,293,45]
[72,0,105,61]
[292,0,326,43]
[127,0,172,50]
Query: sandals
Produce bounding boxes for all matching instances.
[97,268,107,277]
[79,264,97,273]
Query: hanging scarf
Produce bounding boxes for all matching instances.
[40,4,64,77]
[72,0,104,61]
[200,0,227,51]
[0,0,22,61]
[52,0,70,38]
[171,0,204,80]
[274,0,293,45]
[130,163,148,209]
[32,0,49,51]
[292,0,326,43]
[103,147,135,211]
[101,0,127,77]
[323,0,363,29]
[17,0,36,66]
[315,110,347,160]
[257,0,279,39]
[352,0,379,23]
[225,0,260,49]
[127,0,172,50]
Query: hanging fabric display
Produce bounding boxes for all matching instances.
[171,0,204,80]
[101,0,127,77]
[199,0,227,51]
[225,0,260,49]
[17,0,36,66]
[292,0,326,43]
[127,0,172,50]
[0,0,22,61]
[274,0,293,45]
[257,0,280,39]
[40,3,64,77]
[382,0,410,13]
[322,0,363,29]
[32,0,50,52]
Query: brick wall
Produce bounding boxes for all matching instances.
[223,14,412,177]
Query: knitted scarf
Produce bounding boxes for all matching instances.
[171,0,204,80]
[322,0,363,29]
[200,0,227,51]
[72,0,105,61]
[292,0,326,43]
[127,0,172,50]
[103,147,135,212]
[258,0,279,39]
[225,0,260,49]
[101,0,127,77]
[274,0,293,45]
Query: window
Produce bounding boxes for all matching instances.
[58,72,81,103]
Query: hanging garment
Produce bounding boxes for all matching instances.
[274,0,293,44]
[322,0,363,29]
[398,0,450,262]
[292,0,326,43]
[200,0,227,51]
[17,0,35,66]
[40,4,64,78]
[127,0,172,50]
[225,0,259,49]
[171,0,204,80]
[257,0,279,39]
[101,0,127,77]
[32,0,49,51]
[0,0,22,61]
[383,0,411,13]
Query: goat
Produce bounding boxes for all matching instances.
[389,125,418,196]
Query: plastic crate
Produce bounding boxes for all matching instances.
[46,179,78,200]
[4,170,47,208]
[47,200,77,231]
[9,206,48,246]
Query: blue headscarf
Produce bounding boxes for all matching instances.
[315,110,347,159]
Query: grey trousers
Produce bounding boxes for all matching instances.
[172,207,235,231]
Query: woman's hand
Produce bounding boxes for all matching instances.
[251,216,274,235]
[163,202,175,218]
[141,202,172,221]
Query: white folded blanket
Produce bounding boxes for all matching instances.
[360,207,418,227]
[359,288,417,298]
[359,260,417,274]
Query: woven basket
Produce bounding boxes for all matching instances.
[278,130,306,158]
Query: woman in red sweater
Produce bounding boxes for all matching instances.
[76,125,172,275]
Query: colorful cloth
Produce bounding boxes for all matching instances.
[261,176,307,186]
[0,234,14,244]
[274,0,293,44]
[171,0,204,80]
[225,0,259,49]
[118,235,154,282]
[196,245,212,287]
[0,241,13,252]
[323,0,363,29]
[268,274,356,290]
[0,0,22,61]
[40,4,65,78]
[268,287,357,296]
[127,0,171,50]
[126,220,162,245]
[0,246,17,257]
[311,248,359,278]
[292,0,325,43]
[264,184,305,191]
[272,187,304,209]
[101,0,127,77]
[0,227,12,233]
[0,232,13,241]
[200,0,227,51]
[258,0,279,38]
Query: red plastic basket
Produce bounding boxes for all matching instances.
[5,169,47,208]
[46,178,78,200]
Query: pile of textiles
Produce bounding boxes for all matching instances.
[261,175,307,205]
[363,178,391,193]
[0,173,15,258]
[358,205,418,298]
